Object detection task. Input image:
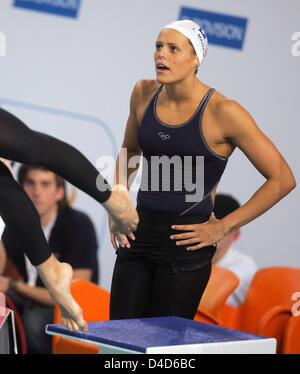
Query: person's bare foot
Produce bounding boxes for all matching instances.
[37,255,88,332]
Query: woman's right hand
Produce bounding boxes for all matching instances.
[108,214,135,249]
[103,184,139,236]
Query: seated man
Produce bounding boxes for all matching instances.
[212,193,257,306]
[0,164,98,353]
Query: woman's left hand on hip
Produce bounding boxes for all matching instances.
[170,212,226,250]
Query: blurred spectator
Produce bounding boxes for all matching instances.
[212,193,257,306]
[0,164,98,353]
[0,219,5,274]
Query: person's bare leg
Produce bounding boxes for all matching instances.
[37,254,88,332]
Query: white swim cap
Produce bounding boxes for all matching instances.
[164,20,208,65]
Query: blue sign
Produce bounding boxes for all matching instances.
[179,7,248,50]
[14,0,81,19]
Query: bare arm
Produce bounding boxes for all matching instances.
[115,79,159,188]
[217,99,296,234]
[115,81,143,189]
[170,99,296,250]
[108,81,149,249]
[103,83,145,236]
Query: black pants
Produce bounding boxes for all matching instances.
[110,207,216,320]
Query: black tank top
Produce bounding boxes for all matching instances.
[137,85,228,216]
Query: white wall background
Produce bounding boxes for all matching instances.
[0,0,299,291]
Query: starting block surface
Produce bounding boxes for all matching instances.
[46,316,276,354]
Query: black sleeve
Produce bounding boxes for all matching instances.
[0,162,51,266]
[2,227,28,282]
[0,107,112,203]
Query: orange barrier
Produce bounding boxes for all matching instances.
[281,315,300,354]
[194,265,239,325]
[220,267,300,353]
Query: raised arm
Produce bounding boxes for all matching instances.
[0,107,138,235]
[0,107,139,331]
[0,108,111,203]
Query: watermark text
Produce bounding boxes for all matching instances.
[291,292,300,317]
[291,32,300,56]
[96,148,205,203]
[0,32,6,57]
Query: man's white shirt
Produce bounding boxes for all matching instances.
[215,246,257,306]
[25,213,57,287]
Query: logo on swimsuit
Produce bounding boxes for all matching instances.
[179,7,248,50]
[0,32,6,57]
[13,0,81,19]
[158,132,171,140]
[291,32,300,56]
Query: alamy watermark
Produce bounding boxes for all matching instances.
[0,32,6,57]
[96,148,204,203]
[291,292,300,317]
[291,32,300,56]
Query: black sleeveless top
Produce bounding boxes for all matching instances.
[137,85,228,216]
